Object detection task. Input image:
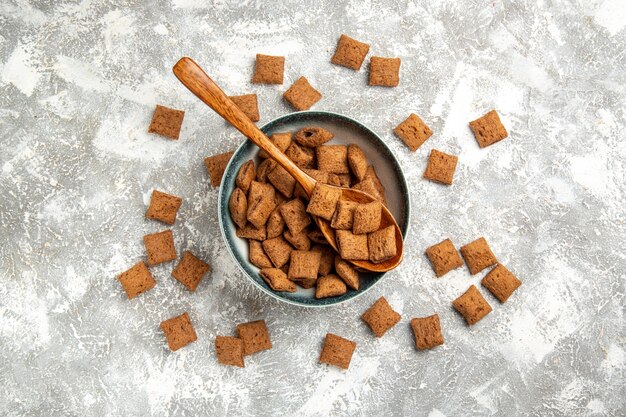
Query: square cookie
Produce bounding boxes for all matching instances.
[268,165,296,198]
[335,257,359,290]
[204,151,234,187]
[230,94,260,122]
[143,230,176,266]
[171,251,211,291]
[319,333,356,370]
[347,144,368,181]
[460,237,497,275]
[256,159,277,183]
[352,201,382,235]
[331,34,370,70]
[284,229,311,251]
[247,181,277,228]
[118,261,156,299]
[393,113,432,152]
[331,200,358,230]
[469,110,508,148]
[236,223,266,241]
[367,225,397,263]
[452,285,492,325]
[229,188,247,229]
[481,264,522,303]
[425,238,463,277]
[423,149,458,185]
[236,320,272,356]
[306,183,342,221]
[369,57,401,87]
[361,296,401,337]
[280,198,312,233]
[411,314,444,350]
[146,190,182,225]
[148,104,185,140]
[312,244,334,276]
[215,336,245,367]
[252,54,284,84]
[283,76,322,111]
[262,236,294,268]
[249,240,273,269]
[336,230,369,261]
[235,160,256,194]
[160,312,197,351]
[288,250,322,281]
[260,268,297,292]
[315,274,347,299]
[285,143,316,168]
[317,145,349,174]
[259,132,292,159]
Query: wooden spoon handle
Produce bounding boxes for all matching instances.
[173,57,316,195]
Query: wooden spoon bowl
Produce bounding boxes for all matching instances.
[173,57,404,272]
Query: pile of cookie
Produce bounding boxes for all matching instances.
[228,125,397,298]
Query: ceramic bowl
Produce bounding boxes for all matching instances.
[218,111,410,307]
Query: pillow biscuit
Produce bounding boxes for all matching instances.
[361,296,401,337]
[256,159,277,183]
[317,145,349,174]
[288,250,321,285]
[331,200,358,230]
[260,268,297,292]
[423,149,458,185]
[315,274,347,299]
[294,126,334,148]
[460,237,497,275]
[306,183,342,221]
[280,199,312,233]
[452,285,492,325]
[215,336,245,367]
[229,188,248,229]
[284,229,311,251]
[266,206,286,239]
[336,230,369,261]
[148,104,185,140]
[285,143,316,168]
[334,257,359,290]
[246,181,277,228]
[229,94,259,122]
[319,333,356,370]
[410,314,444,350]
[312,244,334,276]
[393,113,432,152]
[252,54,284,84]
[262,236,293,268]
[347,144,368,181]
[283,76,322,111]
[469,110,508,148]
[160,312,197,351]
[118,261,156,299]
[425,238,463,277]
[331,34,370,70]
[249,240,273,269]
[352,201,382,235]
[267,165,296,198]
[236,160,256,194]
[259,132,292,159]
[481,264,521,303]
[143,230,176,266]
[171,251,211,291]
[236,320,272,356]
[367,225,396,263]
[369,57,401,87]
[204,151,234,187]
[236,223,266,241]
[146,190,182,225]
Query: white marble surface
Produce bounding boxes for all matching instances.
[1,1,625,416]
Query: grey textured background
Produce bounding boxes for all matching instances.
[1,0,625,416]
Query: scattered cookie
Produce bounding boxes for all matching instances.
[288,250,322,287]
[469,110,508,148]
[236,320,272,355]
[171,251,211,291]
[247,181,277,228]
[249,240,273,269]
[425,238,463,277]
[146,190,182,225]
[260,268,297,292]
[334,257,359,290]
[367,225,396,263]
[317,145,349,174]
[259,132,292,159]
[160,312,197,351]
[262,236,294,268]
[331,200,358,230]
[268,165,296,198]
[347,144,368,181]
[283,76,322,111]
[306,183,342,221]
[336,230,369,261]
[294,127,334,148]
[236,160,256,194]
[361,296,401,337]
[393,113,432,152]
[331,34,370,70]
[280,198,312,233]
[204,151,234,187]
[118,261,156,299]
[252,54,284,84]
[460,237,497,275]
[316,274,347,298]
[352,201,382,234]
[452,285,492,325]
[423,149,458,185]
[143,230,176,266]
[319,333,356,370]
[481,264,522,303]
[148,104,185,140]
[410,314,444,350]
[236,223,266,241]
[369,56,401,87]
[230,94,260,122]
[215,336,245,367]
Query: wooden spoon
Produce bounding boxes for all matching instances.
[173,57,403,272]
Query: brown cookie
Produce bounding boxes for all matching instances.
[229,188,247,229]
[315,274,347,299]
[319,333,356,370]
[285,142,316,168]
[235,160,256,194]
[331,34,370,70]
[288,250,322,282]
[280,198,312,233]
[460,237,497,275]
[171,251,211,291]
[347,144,368,181]
[331,200,358,230]
[215,336,245,367]
[145,190,182,225]
[148,104,185,140]
[268,165,296,198]
[143,230,176,266]
[352,201,382,235]
[236,320,272,356]
[258,132,292,159]
[306,183,342,221]
[369,57,401,87]
[262,236,294,268]
[160,312,197,351]
[336,230,369,261]
[246,181,277,228]
[266,206,286,239]
[204,151,234,187]
[393,113,432,152]
[252,54,284,84]
[423,149,458,185]
[334,257,359,290]
[312,244,334,276]
[361,296,401,337]
[260,268,297,292]
[284,229,311,251]
[410,314,444,350]
[452,285,492,325]
[283,76,322,111]
[317,145,349,174]
[481,264,522,303]
[249,240,273,269]
[367,225,396,263]
[294,126,334,148]
[118,261,156,299]
[425,238,463,277]
[469,110,508,148]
